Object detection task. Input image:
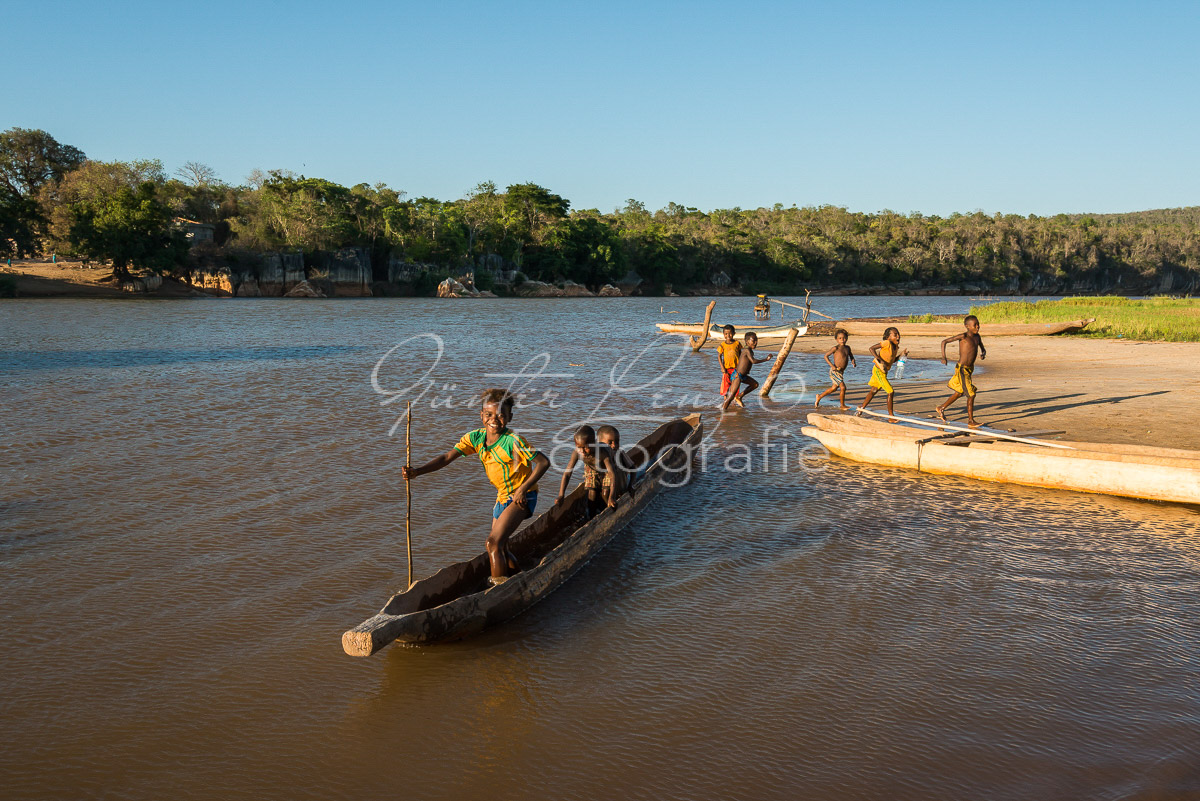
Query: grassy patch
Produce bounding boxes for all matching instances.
[906,313,935,323]
[959,296,1200,342]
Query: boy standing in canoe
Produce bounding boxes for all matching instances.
[722,331,775,411]
[855,327,907,422]
[402,388,550,585]
[555,425,626,515]
[597,424,636,490]
[936,315,987,427]
[716,325,742,400]
[815,328,857,410]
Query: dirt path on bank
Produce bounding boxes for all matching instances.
[783,335,1200,450]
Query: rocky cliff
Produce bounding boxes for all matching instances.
[186,249,372,297]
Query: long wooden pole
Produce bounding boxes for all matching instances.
[852,407,1075,450]
[759,327,799,398]
[690,300,717,352]
[772,298,836,320]
[406,401,414,588]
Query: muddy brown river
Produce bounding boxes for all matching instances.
[2,297,1197,800]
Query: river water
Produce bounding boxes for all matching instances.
[2,296,1198,801]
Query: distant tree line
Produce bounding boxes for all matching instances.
[2,127,1198,293]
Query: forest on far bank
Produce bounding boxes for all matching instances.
[2,127,1198,295]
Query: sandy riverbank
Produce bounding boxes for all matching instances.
[781,335,1200,451]
[1,260,202,297]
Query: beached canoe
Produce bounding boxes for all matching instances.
[656,319,809,342]
[342,414,703,655]
[801,413,1200,505]
[832,319,1092,337]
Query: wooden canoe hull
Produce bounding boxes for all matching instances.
[802,413,1200,505]
[342,415,703,654]
[833,319,1092,337]
[656,319,809,341]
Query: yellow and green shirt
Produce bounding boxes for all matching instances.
[454,428,541,503]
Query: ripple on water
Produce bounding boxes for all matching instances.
[3,298,1200,801]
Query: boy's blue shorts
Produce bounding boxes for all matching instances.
[493,491,538,520]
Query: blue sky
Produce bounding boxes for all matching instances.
[4,0,1197,216]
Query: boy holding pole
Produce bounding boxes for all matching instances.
[402,388,550,586]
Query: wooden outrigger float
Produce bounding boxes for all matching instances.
[802,413,1200,505]
[833,319,1094,337]
[342,414,703,655]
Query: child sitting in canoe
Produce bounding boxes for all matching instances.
[936,315,987,428]
[555,424,627,515]
[402,388,550,586]
[716,325,742,400]
[597,424,637,490]
[815,328,857,410]
[855,327,908,422]
[722,332,775,411]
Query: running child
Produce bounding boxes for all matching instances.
[936,315,987,427]
[722,332,775,411]
[716,324,742,399]
[402,388,550,586]
[815,328,857,410]
[555,425,627,515]
[855,327,908,422]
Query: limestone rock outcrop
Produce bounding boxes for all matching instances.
[559,281,595,297]
[514,280,565,297]
[284,280,325,298]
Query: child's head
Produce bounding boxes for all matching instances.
[884,326,900,343]
[597,425,619,449]
[834,328,848,343]
[722,324,735,342]
[573,425,597,457]
[964,315,980,332]
[744,332,758,346]
[480,388,514,431]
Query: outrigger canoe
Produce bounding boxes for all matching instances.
[833,319,1093,337]
[342,414,703,655]
[656,319,809,342]
[802,413,1200,505]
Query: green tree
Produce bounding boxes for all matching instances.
[39,159,166,252]
[0,128,87,254]
[67,182,188,281]
[0,128,86,199]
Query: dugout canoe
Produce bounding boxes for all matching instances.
[656,318,809,342]
[342,414,703,655]
[832,318,1093,337]
[801,413,1200,505]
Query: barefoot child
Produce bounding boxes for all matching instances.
[936,315,987,427]
[716,325,742,399]
[402,388,550,586]
[555,425,627,515]
[815,328,856,410]
[722,332,775,411]
[856,327,907,422]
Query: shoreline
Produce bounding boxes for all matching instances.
[0,261,1170,300]
[784,335,1200,451]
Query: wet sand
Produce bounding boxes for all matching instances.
[788,335,1200,450]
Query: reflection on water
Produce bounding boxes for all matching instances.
[1,297,1198,801]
